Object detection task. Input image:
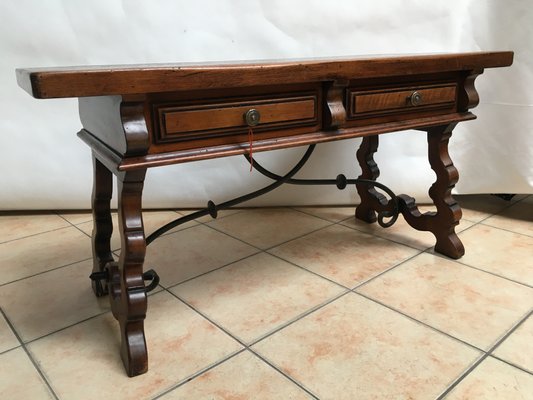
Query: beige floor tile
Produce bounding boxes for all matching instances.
[58,211,93,225]
[78,210,196,251]
[0,227,92,285]
[145,224,257,288]
[254,293,480,400]
[445,357,533,399]
[0,213,70,243]
[0,348,55,400]
[0,312,19,353]
[294,207,355,222]
[190,208,243,223]
[358,253,533,349]
[482,196,533,238]
[145,210,198,231]
[458,224,533,286]
[342,206,474,251]
[172,253,344,343]
[454,194,520,223]
[0,260,109,342]
[28,291,242,400]
[493,315,533,373]
[161,350,312,399]
[270,224,418,288]
[206,208,331,249]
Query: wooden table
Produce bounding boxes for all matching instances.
[17,52,513,377]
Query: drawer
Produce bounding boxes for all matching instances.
[348,84,457,117]
[153,93,318,144]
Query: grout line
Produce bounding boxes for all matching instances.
[150,348,247,400]
[66,219,96,240]
[55,211,88,225]
[0,306,21,355]
[353,292,486,354]
[187,208,246,222]
[246,290,351,348]
[265,251,353,290]
[160,287,323,398]
[431,251,533,289]
[0,346,21,356]
[487,310,532,356]
[198,211,336,253]
[290,206,354,224]
[339,220,438,253]
[457,195,529,227]
[23,308,111,346]
[163,287,251,347]
[489,354,533,376]
[478,220,533,239]
[20,286,160,349]
[246,348,321,399]
[350,250,424,290]
[0,256,94,288]
[0,308,60,400]
[435,310,533,399]
[0,224,77,246]
[162,249,263,289]
[261,220,340,252]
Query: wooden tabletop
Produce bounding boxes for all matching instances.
[17,52,513,99]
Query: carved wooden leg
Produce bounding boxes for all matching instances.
[355,135,390,222]
[398,123,465,259]
[108,169,148,377]
[91,153,114,297]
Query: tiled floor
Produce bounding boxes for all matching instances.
[0,194,532,399]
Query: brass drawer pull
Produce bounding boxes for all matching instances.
[244,108,261,126]
[409,91,423,106]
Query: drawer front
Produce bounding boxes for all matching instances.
[154,93,318,144]
[348,84,457,117]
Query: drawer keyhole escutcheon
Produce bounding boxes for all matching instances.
[244,109,261,126]
[409,91,423,106]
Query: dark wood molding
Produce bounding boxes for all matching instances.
[17,52,513,98]
[118,112,476,171]
[79,98,150,157]
[121,101,151,156]
[324,80,348,129]
[458,69,483,111]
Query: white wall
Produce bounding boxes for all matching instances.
[1,0,531,210]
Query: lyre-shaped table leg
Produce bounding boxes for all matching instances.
[354,126,465,259]
[398,123,465,258]
[110,169,149,377]
[355,135,392,222]
[90,154,114,297]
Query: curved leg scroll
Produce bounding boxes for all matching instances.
[355,135,394,223]
[90,154,114,297]
[398,123,464,259]
[111,169,149,377]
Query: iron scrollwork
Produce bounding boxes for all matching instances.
[145,144,400,245]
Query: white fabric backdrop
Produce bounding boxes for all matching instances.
[1,0,531,210]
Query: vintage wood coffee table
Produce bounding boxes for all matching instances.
[17,52,513,376]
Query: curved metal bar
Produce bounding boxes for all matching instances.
[354,179,399,228]
[146,143,401,245]
[244,155,400,228]
[145,145,316,245]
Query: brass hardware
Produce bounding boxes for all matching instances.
[409,91,423,106]
[244,109,260,126]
